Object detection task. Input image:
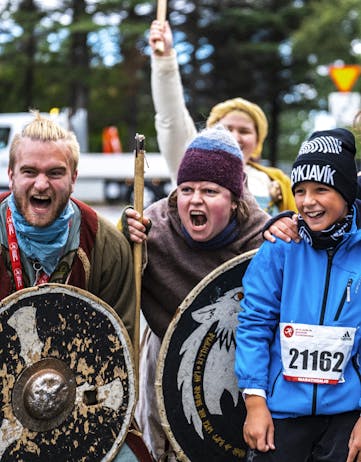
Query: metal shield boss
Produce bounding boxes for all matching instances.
[0,283,136,461]
[156,250,257,462]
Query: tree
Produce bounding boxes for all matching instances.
[68,0,90,112]
[169,0,312,165]
[0,0,360,161]
[13,0,42,109]
[292,0,361,101]
[0,0,46,111]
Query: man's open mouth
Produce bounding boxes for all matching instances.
[30,195,51,208]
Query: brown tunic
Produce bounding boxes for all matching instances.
[141,187,269,338]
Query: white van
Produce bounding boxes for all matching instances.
[0,113,43,190]
[0,113,172,205]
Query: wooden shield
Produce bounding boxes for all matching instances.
[0,283,136,461]
[156,250,257,462]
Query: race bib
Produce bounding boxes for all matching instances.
[280,323,355,384]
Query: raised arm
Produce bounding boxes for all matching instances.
[149,20,197,182]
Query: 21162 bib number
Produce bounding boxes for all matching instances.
[289,348,344,372]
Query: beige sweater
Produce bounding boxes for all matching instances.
[151,51,297,214]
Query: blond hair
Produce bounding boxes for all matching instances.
[9,110,80,172]
[206,97,268,160]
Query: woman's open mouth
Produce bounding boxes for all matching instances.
[190,210,207,226]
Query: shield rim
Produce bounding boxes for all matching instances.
[0,282,137,462]
[155,249,257,462]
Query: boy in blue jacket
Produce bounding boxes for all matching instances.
[235,128,361,462]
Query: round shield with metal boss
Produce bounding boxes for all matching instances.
[0,283,136,461]
[156,250,257,462]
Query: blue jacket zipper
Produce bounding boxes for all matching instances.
[312,249,334,414]
[334,278,353,321]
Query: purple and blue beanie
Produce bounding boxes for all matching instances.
[177,125,244,198]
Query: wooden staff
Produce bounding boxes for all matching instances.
[155,0,167,55]
[133,133,145,390]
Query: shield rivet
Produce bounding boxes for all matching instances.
[12,357,76,431]
[23,368,70,420]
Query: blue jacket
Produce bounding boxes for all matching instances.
[235,205,361,418]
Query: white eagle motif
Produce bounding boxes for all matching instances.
[177,287,243,439]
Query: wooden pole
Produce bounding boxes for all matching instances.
[155,0,167,55]
[133,133,145,392]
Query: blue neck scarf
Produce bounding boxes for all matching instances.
[8,194,75,276]
[181,217,239,250]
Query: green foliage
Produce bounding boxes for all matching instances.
[0,0,360,164]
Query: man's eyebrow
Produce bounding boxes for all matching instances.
[47,166,67,171]
[19,164,37,170]
[19,164,67,172]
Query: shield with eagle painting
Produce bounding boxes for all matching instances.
[156,250,257,462]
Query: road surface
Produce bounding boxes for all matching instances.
[91,203,124,225]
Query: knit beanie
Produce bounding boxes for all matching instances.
[206,97,268,159]
[291,128,357,206]
[177,125,244,198]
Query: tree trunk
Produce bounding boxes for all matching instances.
[68,0,90,151]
